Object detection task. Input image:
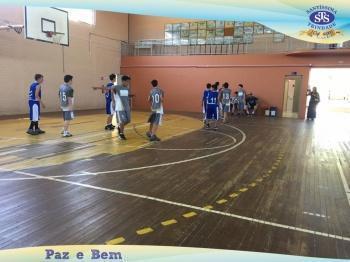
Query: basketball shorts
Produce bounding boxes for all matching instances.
[237,100,245,111]
[206,105,219,120]
[29,101,40,121]
[63,111,74,121]
[116,110,131,124]
[222,103,230,113]
[148,112,163,125]
[106,100,115,115]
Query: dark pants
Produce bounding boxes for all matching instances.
[307,102,317,119]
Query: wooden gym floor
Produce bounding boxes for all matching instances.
[0,110,349,259]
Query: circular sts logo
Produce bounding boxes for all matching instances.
[309,10,335,25]
[306,5,337,30]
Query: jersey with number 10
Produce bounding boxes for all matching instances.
[150,87,164,112]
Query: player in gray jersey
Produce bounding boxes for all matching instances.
[219,82,231,123]
[147,80,164,142]
[112,75,131,140]
[59,75,75,137]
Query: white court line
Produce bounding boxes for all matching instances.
[336,161,350,207]
[84,124,246,176]
[0,126,241,181]
[333,148,350,208]
[145,131,237,151]
[0,124,243,180]
[0,171,97,181]
[0,148,27,156]
[124,128,198,149]
[0,167,349,243]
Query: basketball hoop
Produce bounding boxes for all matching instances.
[9,25,23,34]
[44,31,65,45]
[0,24,24,34]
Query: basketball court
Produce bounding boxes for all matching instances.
[0,5,350,260]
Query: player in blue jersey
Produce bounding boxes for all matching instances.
[27,74,46,135]
[205,84,219,130]
[202,83,211,128]
[92,74,116,130]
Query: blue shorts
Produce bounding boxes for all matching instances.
[106,100,114,115]
[206,105,219,120]
[29,101,40,121]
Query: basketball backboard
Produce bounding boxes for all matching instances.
[25,6,69,46]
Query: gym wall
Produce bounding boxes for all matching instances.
[0,7,128,116]
[121,53,350,118]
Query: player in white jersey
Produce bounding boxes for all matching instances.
[147,80,164,142]
[219,82,232,123]
[59,75,74,137]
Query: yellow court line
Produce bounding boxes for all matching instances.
[229,193,239,198]
[136,227,154,235]
[161,219,178,226]
[182,212,197,218]
[104,158,279,243]
[216,199,228,204]
[105,237,125,245]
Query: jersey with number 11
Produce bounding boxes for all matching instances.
[206,91,218,105]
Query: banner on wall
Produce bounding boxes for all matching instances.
[0,245,345,262]
[0,0,349,43]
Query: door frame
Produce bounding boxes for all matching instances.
[282,74,303,118]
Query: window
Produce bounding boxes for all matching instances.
[62,8,95,25]
[165,20,266,45]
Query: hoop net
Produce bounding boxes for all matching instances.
[45,31,64,45]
